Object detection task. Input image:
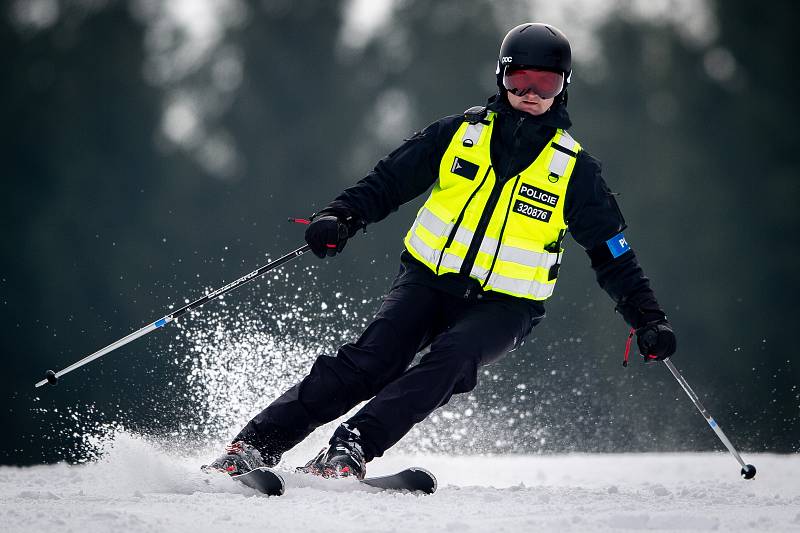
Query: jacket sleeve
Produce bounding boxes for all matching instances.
[321,115,464,228]
[564,151,667,329]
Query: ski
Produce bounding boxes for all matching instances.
[361,467,437,494]
[232,467,285,496]
[227,466,436,496]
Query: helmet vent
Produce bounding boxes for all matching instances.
[546,26,557,36]
[519,24,533,33]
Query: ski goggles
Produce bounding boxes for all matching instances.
[503,67,565,99]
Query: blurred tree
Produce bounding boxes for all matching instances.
[1,1,170,462]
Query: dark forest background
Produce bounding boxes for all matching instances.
[2,0,798,465]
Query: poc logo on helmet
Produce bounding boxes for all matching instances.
[501,56,513,64]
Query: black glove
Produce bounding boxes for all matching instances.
[636,320,676,361]
[305,215,350,258]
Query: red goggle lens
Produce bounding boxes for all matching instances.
[503,68,564,99]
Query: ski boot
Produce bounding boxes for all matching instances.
[202,441,267,476]
[298,426,367,480]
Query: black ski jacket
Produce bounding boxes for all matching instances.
[321,95,666,329]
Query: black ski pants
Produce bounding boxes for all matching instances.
[234,282,541,463]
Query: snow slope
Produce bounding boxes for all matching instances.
[1,433,797,533]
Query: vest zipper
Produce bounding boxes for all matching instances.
[435,165,493,274]
[458,116,526,281]
[480,175,521,288]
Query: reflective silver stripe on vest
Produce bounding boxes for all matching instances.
[452,226,501,255]
[470,263,489,281]
[408,239,462,273]
[407,215,465,272]
[486,272,555,299]
[439,251,463,271]
[408,232,440,264]
[411,215,560,298]
[461,122,485,147]
[497,245,559,269]
[417,207,451,237]
[452,225,473,247]
[549,150,571,176]
[555,131,577,151]
[469,245,558,277]
[407,231,440,265]
[468,264,555,299]
[549,131,577,176]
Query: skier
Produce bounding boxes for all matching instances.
[207,22,676,480]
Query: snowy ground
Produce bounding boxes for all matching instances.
[1,434,798,533]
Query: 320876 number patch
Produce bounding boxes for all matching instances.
[513,199,552,222]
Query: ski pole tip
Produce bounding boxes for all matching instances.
[741,464,756,480]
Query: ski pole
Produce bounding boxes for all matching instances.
[35,244,311,388]
[663,358,756,479]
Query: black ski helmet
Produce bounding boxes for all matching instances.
[496,23,572,100]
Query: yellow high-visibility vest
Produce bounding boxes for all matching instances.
[404,111,581,300]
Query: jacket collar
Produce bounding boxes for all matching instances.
[486,93,572,131]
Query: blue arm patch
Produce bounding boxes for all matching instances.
[606,233,631,258]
